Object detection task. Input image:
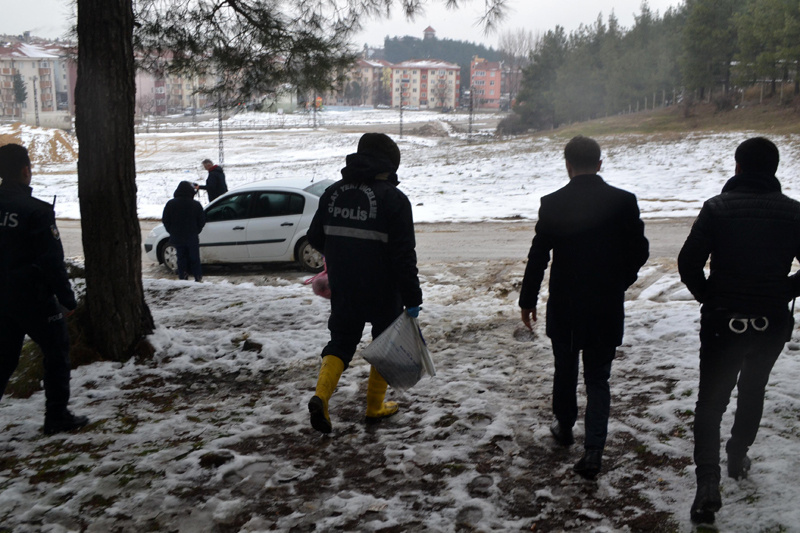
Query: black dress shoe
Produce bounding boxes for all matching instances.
[573,448,602,479]
[550,419,574,446]
[43,410,89,435]
[690,480,721,525]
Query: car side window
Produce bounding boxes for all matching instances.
[251,192,305,218]
[205,193,253,222]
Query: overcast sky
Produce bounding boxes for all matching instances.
[3,0,683,48]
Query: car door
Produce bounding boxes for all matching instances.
[199,192,254,262]
[246,191,306,260]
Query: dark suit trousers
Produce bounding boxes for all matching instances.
[693,311,788,482]
[551,338,615,451]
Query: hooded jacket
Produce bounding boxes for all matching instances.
[162,181,206,246]
[678,171,800,315]
[0,180,76,310]
[307,152,422,314]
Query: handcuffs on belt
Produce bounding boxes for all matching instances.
[728,316,769,334]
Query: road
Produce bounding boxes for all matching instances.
[57,217,694,268]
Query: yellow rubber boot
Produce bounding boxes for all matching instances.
[365,366,399,423]
[308,355,344,434]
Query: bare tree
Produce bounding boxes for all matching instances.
[135,94,157,132]
[498,27,538,104]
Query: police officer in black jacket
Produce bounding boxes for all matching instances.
[306,133,422,434]
[0,143,88,435]
[679,137,800,525]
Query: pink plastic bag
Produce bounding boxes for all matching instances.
[303,262,331,299]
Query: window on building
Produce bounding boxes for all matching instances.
[413,70,417,74]
[477,71,485,76]
[439,70,445,75]
[489,81,495,86]
[490,90,495,96]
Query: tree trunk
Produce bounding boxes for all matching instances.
[75,0,154,361]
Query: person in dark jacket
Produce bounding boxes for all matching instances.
[0,143,89,435]
[162,181,206,282]
[306,133,422,434]
[678,137,800,526]
[196,159,228,202]
[519,136,649,479]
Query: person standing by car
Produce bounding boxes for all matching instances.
[0,143,89,435]
[162,181,206,282]
[306,133,422,434]
[678,137,800,526]
[518,135,649,479]
[196,159,228,202]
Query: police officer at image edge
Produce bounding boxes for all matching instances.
[0,143,89,435]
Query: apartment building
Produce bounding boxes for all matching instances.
[0,42,71,128]
[391,59,460,110]
[350,58,393,106]
[470,56,503,109]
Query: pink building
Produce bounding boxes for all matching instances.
[470,56,503,109]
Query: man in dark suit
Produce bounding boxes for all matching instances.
[519,135,649,479]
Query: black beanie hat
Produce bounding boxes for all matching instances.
[357,133,401,170]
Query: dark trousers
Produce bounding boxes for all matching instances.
[322,302,404,369]
[693,310,789,482]
[0,296,71,414]
[551,338,615,451]
[175,243,202,281]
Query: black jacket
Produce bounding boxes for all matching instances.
[0,181,76,310]
[519,174,649,348]
[678,172,800,315]
[307,153,422,315]
[199,166,228,202]
[162,181,206,246]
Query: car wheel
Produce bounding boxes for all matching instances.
[296,238,324,273]
[158,240,179,274]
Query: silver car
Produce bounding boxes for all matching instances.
[144,177,334,273]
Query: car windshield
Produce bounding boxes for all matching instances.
[304,179,336,197]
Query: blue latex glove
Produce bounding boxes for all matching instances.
[406,306,420,318]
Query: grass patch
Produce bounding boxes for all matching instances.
[528,98,800,140]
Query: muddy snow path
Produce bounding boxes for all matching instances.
[2,260,800,532]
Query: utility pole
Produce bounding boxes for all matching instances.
[399,101,404,139]
[31,76,40,127]
[468,87,474,138]
[217,96,224,165]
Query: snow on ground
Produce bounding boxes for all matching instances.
[2,113,800,532]
[12,108,800,222]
